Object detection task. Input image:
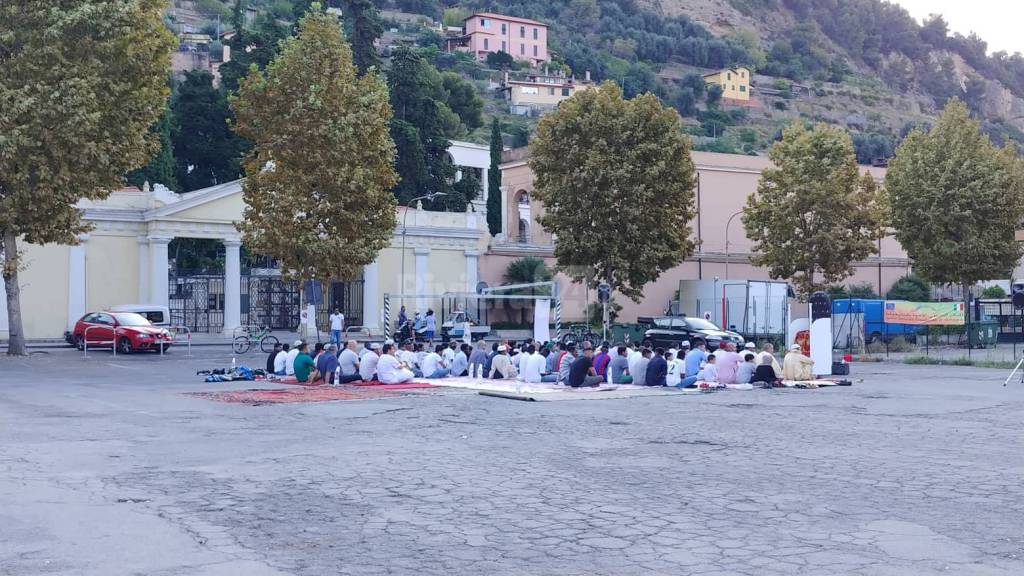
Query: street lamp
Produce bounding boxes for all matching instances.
[400,193,447,313]
[724,210,744,280]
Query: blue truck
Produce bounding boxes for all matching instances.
[832,299,920,345]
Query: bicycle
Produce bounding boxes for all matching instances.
[559,324,601,346]
[232,326,279,355]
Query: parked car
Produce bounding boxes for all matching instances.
[642,316,745,350]
[71,311,174,353]
[107,304,172,327]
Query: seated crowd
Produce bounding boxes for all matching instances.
[267,333,816,388]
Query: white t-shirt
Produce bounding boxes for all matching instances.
[442,347,457,364]
[398,349,418,369]
[329,313,345,331]
[522,352,547,383]
[285,348,300,375]
[360,351,379,381]
[376,354,401,383]
[338,348,359,376]
[666,359,682,386]
[274,350,288,373]
[698,363,719,383]
[421,352,443,375]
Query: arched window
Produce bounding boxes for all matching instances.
[515,190,531,243]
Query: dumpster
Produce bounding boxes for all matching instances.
[966,321,999,348]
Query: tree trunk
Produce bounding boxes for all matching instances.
[3,231,27,356]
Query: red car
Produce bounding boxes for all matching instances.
[72,311,174,353]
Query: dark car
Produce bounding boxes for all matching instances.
[642,316,745,350]
[71,311,174,353]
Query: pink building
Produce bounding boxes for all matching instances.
[448,13,549,66]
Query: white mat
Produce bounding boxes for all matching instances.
[418,376,658,395]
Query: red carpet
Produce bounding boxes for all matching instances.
[187,387,395,405]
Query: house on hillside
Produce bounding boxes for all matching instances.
[703,67,752,102]
[501,70,594,116]
[445,13,549,66]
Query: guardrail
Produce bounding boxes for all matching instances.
[170,325,192,357]
[82,325,117,358]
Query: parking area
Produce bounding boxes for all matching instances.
[1,348,1023,575]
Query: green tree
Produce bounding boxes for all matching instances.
[485,51,514,69]
[0,0,174,355]
[530,82,697,301]
[503,256,553,325]
[441,72,483,133]
[127,104,178,190]
[981,285,1007,299]
[487,118,503,236]
[743,122,883,297]
[886,273,930,301]
[173,70,246,191]
[886,99,1024,307]
[388,47,458,208]
[231,8,397,283]
[344,0,382,75]
[220,14,291,94]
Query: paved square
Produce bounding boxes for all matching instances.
[2,348,1023,575]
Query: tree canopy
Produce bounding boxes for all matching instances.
[530,82,697,301]
[487,118,503,236]
[173,70,247,192]
[344,0,383,75]
[885,99,1024,289]
[743,122,883,297]
[232,8,397,283]
[0,0,175,354]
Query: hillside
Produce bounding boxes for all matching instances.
[165,0,1024,160]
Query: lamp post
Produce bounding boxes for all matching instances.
[724,210,744,280]
[400,193,447,312]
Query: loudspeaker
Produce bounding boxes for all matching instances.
[1013,291,1024,310]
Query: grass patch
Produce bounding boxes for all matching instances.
[903,356,1017,369]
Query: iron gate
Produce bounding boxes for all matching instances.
[168,275,225,333]
[316,280,365,330]
[241,276,301,330]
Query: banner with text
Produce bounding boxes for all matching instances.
[883,301,965,325]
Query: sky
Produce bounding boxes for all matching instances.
[891,0,1024,55]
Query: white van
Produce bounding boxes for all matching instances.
[108,304,172,327]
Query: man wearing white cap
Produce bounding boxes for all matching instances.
[285,339,303,375]
[489,344,518,379]
[782,343,814,381]
[360,342,381,382]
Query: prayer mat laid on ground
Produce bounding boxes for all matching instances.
[187,387,397,405]
[352,381,438,390]
[479,386,702,402]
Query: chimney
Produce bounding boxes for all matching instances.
[585,70,591,82]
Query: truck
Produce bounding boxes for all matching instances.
[832,298,920,346]
[675,279,791,341]
[440,310,490,342]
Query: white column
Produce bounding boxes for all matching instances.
[222,239,242,335]
[465,250,479,293]
[137,236,150,303]
[67,234,89,330]
[362,259,380,329]
[415,248,430,313]
[148,236,171,307]
[481,167,489,203]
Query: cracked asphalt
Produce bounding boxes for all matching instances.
[2,347,1023,575]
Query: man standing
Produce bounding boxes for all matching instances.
[683,340,707,378]
[266,342,282,374]
[329,309,345,347]
[568,345,603,388]
[645,347,668,387]
[377,343,415,384]
[424,309,437,342]
[316,344,340,385]
[783,344,815,380]
[337,340,362,384]
[359,342,381,382]
[609,345,632,384]
[285,340,302,376]
[292,342,316,383]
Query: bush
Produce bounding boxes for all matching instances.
[888,336,915,352]
[981,285,1007,298]
[485,50,514,69]
[887,274,930,302]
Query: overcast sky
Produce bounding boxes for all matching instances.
[891,0,1024,55]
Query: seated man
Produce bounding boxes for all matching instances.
[608,345,633,384]
[377,343,414,384]
[315,344,340,385]
[292,343,316,383]
[752,356,780,386]
[489,345,518,379]
[678,352,718,388]
[567,345,604,388]
[273,343,290,376]
[782,344,814,381]
[421,344,450,379]
[337,340,363,384]
[359,343,381,382]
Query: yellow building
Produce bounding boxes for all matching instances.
[702,67,751,101]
